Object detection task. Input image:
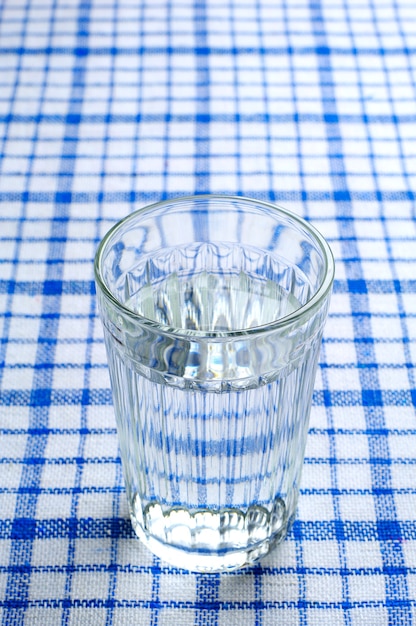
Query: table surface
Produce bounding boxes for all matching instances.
[1,0,416,624]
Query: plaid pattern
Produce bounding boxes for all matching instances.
[1,0,416,624]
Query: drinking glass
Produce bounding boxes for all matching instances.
[94,195,334,572]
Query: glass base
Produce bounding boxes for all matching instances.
[130,501,292,573]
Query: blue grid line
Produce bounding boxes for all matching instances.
[280,2,308,622]
[0,560,414,579]
[196,574,220,626]
[1,190,414,205]
[126,2,144,210]
[1,596,415,613]
[149,556,161,626]
[341,2,411,622]
[229,0,243,196]
[3,424,416,437]
[0,188,416,202]
[0,518,415,543]
[392,0,416,107]
[2,223,416,240]
[0,0,31,391]
[194,0,210,194]
[357,54,416,414]
[89,3,126,624]
[1,457,416,473]
[367,0,415,221]
[37,3,91,625]
[2,388,416,409]
[282,0,308,208]
[1,44,416,56]
[310,2,355,623]
[159,0,173,203]
[254,565,264,626]
[3,111,415,125]
[361,0,416,410]
[104,374,122,616]
[255,0,275,205]
[0,0,43,622]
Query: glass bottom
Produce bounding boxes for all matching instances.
[130,498,293,572]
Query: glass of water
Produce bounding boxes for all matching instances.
[94,195,334,572]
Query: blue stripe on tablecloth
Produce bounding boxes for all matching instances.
[2,277,416,295]
[127,2,145,209]
[3,455,416,472]
[310,1,354,621]
[56,2,93,624]
[2,517,416,542]
[1,190,414,205]
[194,0,210,194]
[196,574,220,626]
[255,0,275,205]
[1,44,416,56]
[311,0,412,622]
[0,598,414,613]
[306,3,345,621]
[354,3,415,618]
[1,388,415,408]
[356,1,416,414]
[230,0,243,196]
[1,0,47,619]
[4,423,416,437]
[1,1,92,624]
[159,0,173,203]
[1,112,416,123]
[0,389,112,407]
[70,4,122,618]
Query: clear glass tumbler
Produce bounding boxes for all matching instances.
[94,195,334,572]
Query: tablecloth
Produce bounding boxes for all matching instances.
[1,0,416,624]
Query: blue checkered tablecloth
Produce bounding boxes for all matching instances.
[1,0,416,624]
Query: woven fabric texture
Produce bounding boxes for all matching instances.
[1,0,416,624]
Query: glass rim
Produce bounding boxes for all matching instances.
[94,194,335,339]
